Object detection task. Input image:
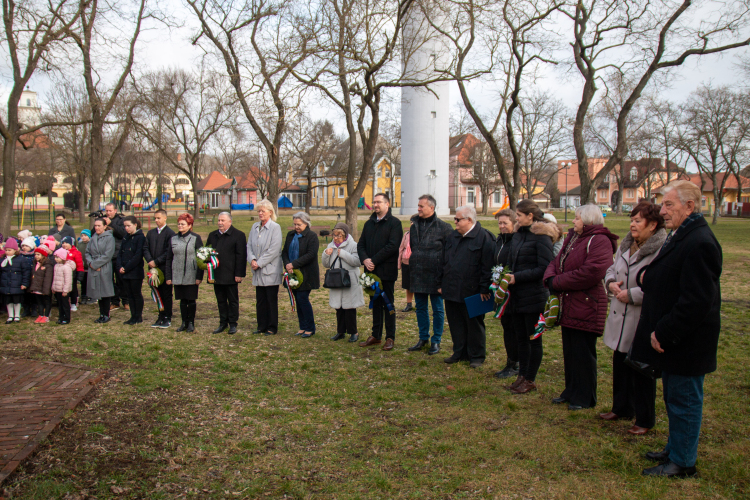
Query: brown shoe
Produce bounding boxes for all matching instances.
[123,304,130,311]
[511,380,537,394]
[382,339,395,351]
[507,375,525,390]
[599,412,622,421]
[358,336,382,347]
[109,304,119,312]
[627,425,650,436]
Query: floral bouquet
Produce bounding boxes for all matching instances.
[358,272,381,297]
[147,267,166,311]
[359,272,394,314]
[196,246,219,283]
[489,265,511,319]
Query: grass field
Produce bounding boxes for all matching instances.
[2,213,749,499]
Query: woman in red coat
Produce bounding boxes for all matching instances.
[544,204,618,410]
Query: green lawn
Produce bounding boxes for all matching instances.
[2,213,749,499]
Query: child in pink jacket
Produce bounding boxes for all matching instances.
[51,248,76,324]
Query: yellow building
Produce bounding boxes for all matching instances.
[306,155,401,209]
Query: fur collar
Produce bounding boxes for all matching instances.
[619,227,667,262]
[530,221,563,242]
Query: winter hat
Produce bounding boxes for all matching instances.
[45,236,57,248]
[21,237,37,250]
[53,248,68,260]
[81,229,91,238]
[34,245,51,257]
[61,236,75,246]
[33,235,41,247]
[543,213,558,224]
[332,222,350,240]
[5,238,19,251]
[52,233,62,243]
[17,230,32,240]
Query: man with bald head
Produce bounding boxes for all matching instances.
[206,212,247,335]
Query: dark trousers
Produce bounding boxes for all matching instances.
[154,282,173,321]
[111,262,128,306]
[80,272,88,298]
[560,326,599,408]
[501,313,518,363]
[23,292,36,316]
[98,297,111,317]
[122,278,144,321]
[55,292,70,323]
[36,294,52,317]
[336,308,358,334]
[371,280,396,340]
[69,272,79,306]
[513,312,544,381]
[444,300,486,363]
[663,372,705,468]
[179,299,196,324]
[256,285,279,333]
[293,289,315,332]
[611,350,657,428]
[214,283,240,326]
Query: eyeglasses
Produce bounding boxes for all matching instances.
[454,217,465,223]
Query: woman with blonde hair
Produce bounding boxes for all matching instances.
[247,199,283,335]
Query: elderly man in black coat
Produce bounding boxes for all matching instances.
[631,181,723,479]
[103,202,128,311]
[143,209,176,328]
[440,205,495,368]
[206,212,247,335]
[357,193,403,351]
[406,194,453,356]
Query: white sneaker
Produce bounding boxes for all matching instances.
[70,305,78,312]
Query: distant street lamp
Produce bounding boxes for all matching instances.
[562,162,571,222]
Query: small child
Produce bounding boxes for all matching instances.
[29,245,54,323]
[77,229,91,304]
[0,239,31,323]
[61,236,83,311]
[19,236,37,318]
[51,248,76,325]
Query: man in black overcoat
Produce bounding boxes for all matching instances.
[104,202,128,311]
[143,209,176,328]
[357,193,403,351]
[440,205,495,368]
[631,181,723,478]
[206,212,247,335]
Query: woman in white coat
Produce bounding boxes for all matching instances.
[247,199,283,336]
[322,222,365,342]
[600,201,667,435]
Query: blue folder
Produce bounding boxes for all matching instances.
[464,293,495,318]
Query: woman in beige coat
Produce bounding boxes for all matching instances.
[600,201,667,435]
[322,223,365,342]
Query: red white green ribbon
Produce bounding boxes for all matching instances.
[206,255,219,283]
[147,270,164,312]
[283,272,296,312]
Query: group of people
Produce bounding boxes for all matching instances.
[0,180,722,478]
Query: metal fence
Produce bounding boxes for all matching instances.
[14,203,54,231]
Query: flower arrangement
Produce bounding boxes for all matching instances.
[285,268,303,290]
[489,265,511,319]
[358,272,382,296]
[195,246,219,283]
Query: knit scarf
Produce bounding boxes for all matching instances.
[662,212,703,250]
[1,255,13,267]
[289,233,302,262]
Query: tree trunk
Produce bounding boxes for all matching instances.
[305,171,312,214]
[192,181,200,219]
[77,171,87,223]
[0,138,17,235]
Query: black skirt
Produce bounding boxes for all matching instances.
[174,284,199,301]
[401,264,411,291]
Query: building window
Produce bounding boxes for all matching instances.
[384,169,391,178]
[630,168,637,181]
[338,187,345,198]
[26,99,30,106]
[599,190,607,199]
[627,189,634,199]
[175,178,190,185]
[467,187,475,204]
[702,196,707,208]
[494,191,502,204]
[210,192,220,208]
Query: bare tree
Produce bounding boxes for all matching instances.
[563,0,750,206]
[677,85,741,224]
[0,0,84,235]
[134,67,237,217]
[466,142,502,214]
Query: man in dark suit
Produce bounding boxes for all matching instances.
[206,212,247,335]
[143,209,176,328]
[357,193,403,351]
[631,180,723,478]
[103,202,128,311]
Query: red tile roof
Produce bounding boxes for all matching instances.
[195,171,231,191]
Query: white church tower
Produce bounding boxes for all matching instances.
[400,3,450,216]
[18,89,42,128]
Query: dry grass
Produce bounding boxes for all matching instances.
[1,214,748,499]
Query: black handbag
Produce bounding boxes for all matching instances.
[323,255,351,289]
[623,344,661,380]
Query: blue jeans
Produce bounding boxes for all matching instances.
[663,371,705,468]
[415,293,444,344]
[293,289,315,332]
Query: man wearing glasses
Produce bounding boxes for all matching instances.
[357,193,403,351]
